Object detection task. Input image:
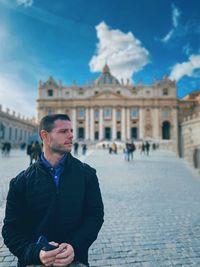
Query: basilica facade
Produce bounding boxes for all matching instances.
[37,64,178,147]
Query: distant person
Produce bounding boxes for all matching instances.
[111,142,117,154]
[32,141,42,162]
[145,141,150,156]
[82,143,87,155]
[141,142,145,155]
[125,142,130,161]
[26,141,34,165]
[129,142,136,160]
[1,142,6,156]
[6,142,11,156]
[108,145,112,154]
[2,142,11,157]
[152,143,156,150]
[73,142,79,156]
[2,114,104,267]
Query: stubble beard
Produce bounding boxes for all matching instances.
[50,144,71,155]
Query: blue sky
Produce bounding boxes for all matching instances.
[0,0,199,117]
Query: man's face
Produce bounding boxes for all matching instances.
[47,119,73,154]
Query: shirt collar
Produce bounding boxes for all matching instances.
[40,152,68,170]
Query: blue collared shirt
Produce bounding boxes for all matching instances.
[40,152,68,187]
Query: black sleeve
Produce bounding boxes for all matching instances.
[70,163,104,257]
[1,172,42,266]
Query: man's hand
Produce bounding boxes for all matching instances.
[53,243,74,267]
[39,241,61,266]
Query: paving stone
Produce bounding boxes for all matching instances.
[1,149,200,266]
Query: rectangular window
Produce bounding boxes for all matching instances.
[47,89,53,96]
[132,89,137,95]
[116,110,121,121]
[131,109,138,119]
[95,131,99,140]
[78,88,84,95]
[94,110,99,120]
[163,110,170,119]
[163,88,169,95]
[117,131,121,140]
[78,108,85,120]
[48,109,53,115]
[104,107,112,120]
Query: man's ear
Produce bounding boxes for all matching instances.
[40,130,48,141]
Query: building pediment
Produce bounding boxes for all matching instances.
[90,90,126,100]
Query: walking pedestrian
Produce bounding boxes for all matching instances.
[32,141,42,162]
[129,142,136,160]
[141,142,145,155]
[2,114,104,267]
[26,141,34,165]
[145,141,150,156]
[82,143,87,155]
[73,142,79,156]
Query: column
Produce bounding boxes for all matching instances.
[153,107,159,139]
[112,108,116,140]
[85,108,89,140]
[121,107,126,141]
[99,108,103,140]
[139,108,144,139]
[72,108,77,139]
[90,108,94,141]
[126,108,130,140]
[173,108,178,142]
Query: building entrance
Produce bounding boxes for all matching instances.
[104,127,111,140]
[78,127,85,139]
[131,127,138,139]
[162,121,170,139]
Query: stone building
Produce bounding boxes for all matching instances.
[0,105,36,147]
[178,91,200,172]
[37,64,179,150]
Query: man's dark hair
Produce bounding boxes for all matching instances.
[39,114,71,135]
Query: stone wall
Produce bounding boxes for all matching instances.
[181,112,200,174]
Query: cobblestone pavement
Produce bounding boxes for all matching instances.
[1,149,200,266]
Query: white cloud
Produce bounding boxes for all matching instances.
[16,0,33,7]
[89,21,150,81]
[172,3,180,28]
[161,3,180,43]
[161,30,174,43]
[169,54,200,81]
[183,44,192,56]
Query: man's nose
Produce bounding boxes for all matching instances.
[69,131,73,138]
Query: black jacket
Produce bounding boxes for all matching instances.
[2,153,104,267]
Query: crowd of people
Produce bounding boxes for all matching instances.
[101,140,160,162]
[1,139,159,164]
[73,142,88,156]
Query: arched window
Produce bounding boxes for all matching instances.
[162,121,170,139]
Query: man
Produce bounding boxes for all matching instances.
[2,114,104,267]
